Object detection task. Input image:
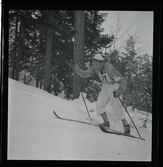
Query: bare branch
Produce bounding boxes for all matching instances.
[116,14,138,43]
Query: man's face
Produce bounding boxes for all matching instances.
[104,55,112,63]
[93,61,102,70]
[106,56,111,63]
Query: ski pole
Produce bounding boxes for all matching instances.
[118,97,142,139]
[81,92,93,121]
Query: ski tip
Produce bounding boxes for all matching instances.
[53,110,60,118]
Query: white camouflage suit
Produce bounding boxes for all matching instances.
[75,62,127,120]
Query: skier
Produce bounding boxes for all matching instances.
[74,53,130,135]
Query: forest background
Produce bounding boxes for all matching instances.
[8,10,153,113]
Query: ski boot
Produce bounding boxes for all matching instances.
[100,121,110,129]
[124,124,130,136]
[100,112,110,129]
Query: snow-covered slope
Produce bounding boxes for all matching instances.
[8,78,152,161]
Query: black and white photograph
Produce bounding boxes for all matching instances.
[2,3,160,164]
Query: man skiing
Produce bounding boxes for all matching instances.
[74,53,130,135]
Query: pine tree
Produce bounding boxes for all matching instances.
[73,11,85,99]
[120,35,152,112]
[134,54,152,112]
[122,35,137,107]
[44,10,54,93]
[8,10,114,101]
[9,10,20,80]
[9,10,44,84]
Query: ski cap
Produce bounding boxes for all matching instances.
[93,53,104,62]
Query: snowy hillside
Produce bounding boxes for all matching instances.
[8,78,152,161]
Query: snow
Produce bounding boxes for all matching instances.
[8,78,152,161]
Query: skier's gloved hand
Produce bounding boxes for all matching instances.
[113,90,121,98]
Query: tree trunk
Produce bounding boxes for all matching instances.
[126,60,131,106]
[44,10,54,93]
[12,14,18,79]
[15,19,23,81]
[36,53,40,88]
[73,11,85,99]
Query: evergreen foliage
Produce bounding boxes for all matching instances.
[8,10,152,113]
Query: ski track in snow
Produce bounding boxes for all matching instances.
[8,79,152,161]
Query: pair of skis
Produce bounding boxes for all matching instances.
[53,111,145,140]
